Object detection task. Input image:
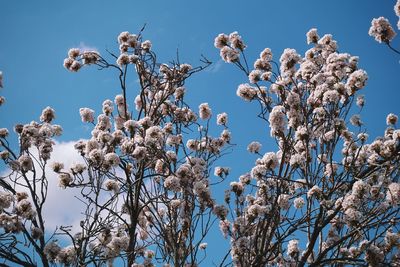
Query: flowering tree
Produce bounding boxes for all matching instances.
[213,27,400,266]
[0,6,399,267]
[0,28,232,266]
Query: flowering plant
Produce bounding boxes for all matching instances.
[0,3,399,266]
[214,27,400,266]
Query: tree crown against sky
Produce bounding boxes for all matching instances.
[0,1,400,266]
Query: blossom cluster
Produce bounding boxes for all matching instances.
[214,31,245,63]
[369,0,400,44]
[63,48,100,72]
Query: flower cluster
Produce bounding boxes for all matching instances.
[369,17,397,43]
[0,190,37,234]
[369,0,400,48]
[63,48,100,72]
[214,31,245,63]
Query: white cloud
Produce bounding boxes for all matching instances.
[1,140,153,236]
[77,42,98,52]
[1,141,86,233]
[206,59,224,73]
[43,141,86,232]
[39,141,128,234]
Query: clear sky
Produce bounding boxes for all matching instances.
[1,0,399,266]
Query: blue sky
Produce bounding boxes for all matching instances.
[1,0,400,265]
[1,1,399,140]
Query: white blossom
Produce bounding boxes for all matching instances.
[217,112,228,125]
[236,83,257,101]
[287,239,299,258]
[386,113,398,125]
[369,17,396,43]
[199,103,212,120]
[79,108,95,123]
[306,28,319,44]
[247,141,261,153]
[293,197,305,209]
